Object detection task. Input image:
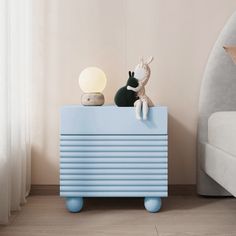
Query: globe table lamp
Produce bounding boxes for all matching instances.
[78,67,107,106]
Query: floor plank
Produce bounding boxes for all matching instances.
[0,196,235,236]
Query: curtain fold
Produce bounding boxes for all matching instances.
[0,0,32,224]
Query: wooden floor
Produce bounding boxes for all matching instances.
[0,195,236,236]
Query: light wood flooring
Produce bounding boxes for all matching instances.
[0,195,236,236]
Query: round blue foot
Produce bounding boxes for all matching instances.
[144,197,162,213]
[65,197,83,213]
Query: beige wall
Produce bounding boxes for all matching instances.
[31,0,236,185]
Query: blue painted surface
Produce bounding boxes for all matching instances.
[61,185,167,191]
[61,106,167,135]
[60,157,167,163]
[60,145,167,152]
[60,174,168,180]
[60,106,168,213]
[60,135,168,140]
[66,197,83,213]
[60,140,168,146]
[61,192,168,197]
[60,168,167,175]
[60,151,168,157]
[60,180,168,186]
[144,197,162,213]
[60,163,168,169]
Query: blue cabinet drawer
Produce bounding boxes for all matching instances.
[61,106,167,135]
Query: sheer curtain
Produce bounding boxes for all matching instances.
[0,0,32,224]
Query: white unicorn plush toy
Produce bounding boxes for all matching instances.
[127,56,154,120]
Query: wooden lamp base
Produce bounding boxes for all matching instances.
[81,92,105,106]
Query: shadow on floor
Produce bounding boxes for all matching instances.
[81,195,235,213]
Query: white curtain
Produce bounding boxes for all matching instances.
[0,0,32,224]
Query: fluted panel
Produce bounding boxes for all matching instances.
[60,186,167,192]
[60,146,167,152]
[60,168,167,175]
[60,192,168,197]
[60,163,168,169]
[60,180,168,186]
[60,157,167,163]
[60,174,168,180]
[60,133,168,197]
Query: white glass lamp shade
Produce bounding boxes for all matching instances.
[78,67,107,93]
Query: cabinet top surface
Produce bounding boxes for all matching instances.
[61,105,167,110]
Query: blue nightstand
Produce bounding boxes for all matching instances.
[60,106,168,213]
